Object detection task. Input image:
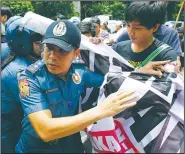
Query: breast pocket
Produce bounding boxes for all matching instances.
[44,90,65,118]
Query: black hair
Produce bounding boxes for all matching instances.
[77,22,92,35]
[90,17,100,25]
[1,6,12,19]
[30,32,43,43]
[56,14,66,20]
[125,1,166,29]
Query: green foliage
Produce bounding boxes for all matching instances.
[1,1,34,16]
[110,1,127,20]
[167,1,184,21]
[31,1,75,20]
[81,1,130,20]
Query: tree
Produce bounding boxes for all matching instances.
[81,1,130,20]
[31,1,75,20]
[166,1,184,21]
[110,1,128,20]
[1,1,34,16]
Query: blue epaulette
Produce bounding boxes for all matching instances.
[27,59,45,74]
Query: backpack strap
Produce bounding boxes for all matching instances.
[136,44,169,70]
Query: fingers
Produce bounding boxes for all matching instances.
[116,90,135,99]
[147,70,163,78]
[118,93,137,105]
[156,65,168,73]
[151,60,170,66]
[120,102,137,109]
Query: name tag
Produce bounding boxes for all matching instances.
[44,88,59,93]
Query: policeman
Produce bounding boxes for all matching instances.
[16,20,137,153]
[1,16,44,153]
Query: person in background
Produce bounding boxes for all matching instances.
[90,17,109,39]
[1,6,12,43]
[77,22,94,37]
[56,14,66,21]
[101,20,111,33]
[1,16,44,153]
[69,16,81,25]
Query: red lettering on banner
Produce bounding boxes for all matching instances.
[87,120,140,153]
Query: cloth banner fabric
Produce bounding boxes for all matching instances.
[79,35,184,153]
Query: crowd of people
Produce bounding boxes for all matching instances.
[1,1,184,153]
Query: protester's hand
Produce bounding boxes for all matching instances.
[89,37,104,44]
[136,60,170,78]
[175,57,181,73]
[96,90,137,118]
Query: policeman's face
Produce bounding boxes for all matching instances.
[126,21,159,46]
[43,44,80,77]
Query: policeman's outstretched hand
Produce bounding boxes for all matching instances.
[136,60,171,78]
[96,90,137,118]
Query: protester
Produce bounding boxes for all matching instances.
[115,1,182,72]
[112,1,177,77]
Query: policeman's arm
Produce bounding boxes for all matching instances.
[28,90,137,142]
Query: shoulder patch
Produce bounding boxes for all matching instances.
[27,59,45,74]
[19,78,30,98]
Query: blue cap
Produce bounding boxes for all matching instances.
[42,20,81,52]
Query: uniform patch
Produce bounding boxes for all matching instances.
[53,22,67,36]
[72,72,81,84]
[19,78,30,98]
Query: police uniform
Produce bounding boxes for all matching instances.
[1,16,43,153]
[16,59,104,153]
[1,52,36,153]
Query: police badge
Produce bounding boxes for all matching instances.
[53,22,67,36]
[72,72,81,84]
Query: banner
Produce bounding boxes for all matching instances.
[80,35,184,153]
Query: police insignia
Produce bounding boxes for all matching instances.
[53,22,67,36]
[72,72,81,84]
[19,78,30,98]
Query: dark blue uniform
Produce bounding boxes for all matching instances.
[16,59,104,153]
[1,47,36,153]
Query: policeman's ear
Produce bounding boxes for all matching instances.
[74,48,80,59]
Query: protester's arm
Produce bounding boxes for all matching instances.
[135,60,170,78]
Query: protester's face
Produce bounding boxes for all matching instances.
[96,25,100,36]
[1,15,7,24]
[116,25,121,31]
[127,21,157,45]
[33,41,43,57]
[43,44,80,76]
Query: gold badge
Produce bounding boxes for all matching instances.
[72,72,81,84]
[19,78,30,98]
